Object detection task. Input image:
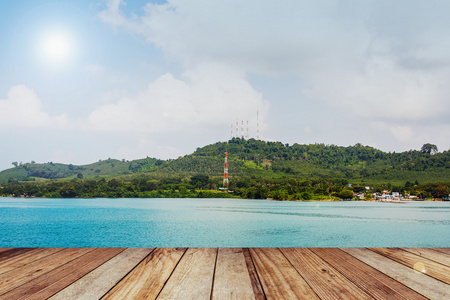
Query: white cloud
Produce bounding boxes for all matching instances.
[87,62,269,134]
[0,85,68,129]
[100,0,365,75]
[370,122,414,142]
[97,0,450,152]
[307,56,450,121]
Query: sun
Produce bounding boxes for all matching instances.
[38,29,75,64]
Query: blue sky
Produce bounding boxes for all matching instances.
[1,0,450,171]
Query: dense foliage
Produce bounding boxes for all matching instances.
[1,175,449,201]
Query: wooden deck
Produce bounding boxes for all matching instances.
[0,248,448,299]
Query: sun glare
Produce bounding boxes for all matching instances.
[38,30,75,64]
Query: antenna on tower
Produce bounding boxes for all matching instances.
[246,120,249,139]
[241,120,244,139]
[257,111,260,140]
[231,124,233,139]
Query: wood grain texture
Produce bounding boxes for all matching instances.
[50,248,153,300]
[370,247,450,284]
[434,248,450,255]
[212,248,256,300]
[102,247,185,300]
[250,248,319,299]
[0,248,63,275]
[0,248,448,299]
[242,248,266,300]
[343,248,450,300]
[312,248,428,300]
[401,247,450,267]
[281,248,371,300]
[156,248,217,300]
[0,248,36,263]
[0,248,125,300]
[0,248,94,296]
[0,249,13,255]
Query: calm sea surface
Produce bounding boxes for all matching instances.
[0,197,448,247]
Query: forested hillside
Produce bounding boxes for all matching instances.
[0,157,163,182]
[1,139,449,200]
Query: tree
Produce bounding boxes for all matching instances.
[338,189,354,200]
[12,162,18,167]
[434,185,448,199]
[421,143,438,154]
[190,174,209,189]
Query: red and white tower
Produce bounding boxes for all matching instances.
[223,151,229,189]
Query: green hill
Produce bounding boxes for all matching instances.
[0,157,163,183]
[1,138,449,185]
[1,139,449,200]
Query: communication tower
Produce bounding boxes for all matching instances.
[222,151,229,189]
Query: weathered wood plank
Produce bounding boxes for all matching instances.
[102,247,185,300]
[0,248,36,263]
[0,248,125,300]
[156,248,217,300]
[370,248,450,284]
[212,248,256,300]
[312,248,428,300]
[343,248,450,300]
[401,248,450,267]
[242,248,265,300]
[0,248,94,296]
[0,249,12,255]
[50,248,153,300]
[250,248,319,299]
[0,248,63,275]
[281,248,371,300]
[433,248,450,255]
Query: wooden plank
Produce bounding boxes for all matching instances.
[281,248,371,300]
[242,248,265,300]
[402,248,450,267]
[0,248,36,263]
[0,248,125,300]
[0,249,13,255]
[50,248,153,300]
[343,248,450,300]
[156,248,217,300]
[0,248,63,275]
[102,248,185,300]
[370,248,450,284]
[0,248,94,296]
[250,248,319,299]
[312,248,428,300]
[433,248,450,255]
[212,248,256,300]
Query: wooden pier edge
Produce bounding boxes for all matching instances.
[0,247,448,299]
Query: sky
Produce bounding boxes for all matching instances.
[1,0,450,171]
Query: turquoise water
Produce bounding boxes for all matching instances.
[0,198,448,247]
